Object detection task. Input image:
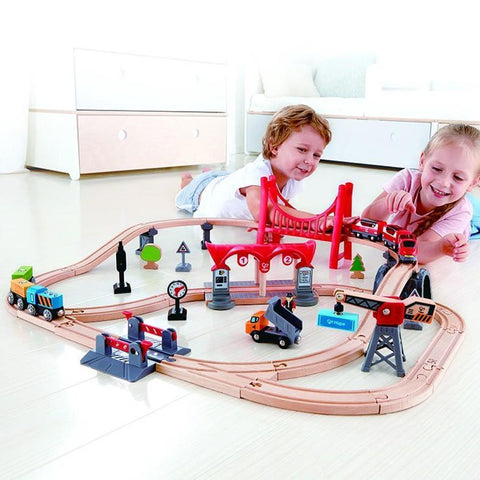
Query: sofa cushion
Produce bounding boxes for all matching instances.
[314,53,376,98]
[249,93,366,117]
[259,63,319,97]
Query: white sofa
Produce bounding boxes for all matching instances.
[245,54,480,169]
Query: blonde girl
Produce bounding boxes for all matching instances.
[362,124,480,263]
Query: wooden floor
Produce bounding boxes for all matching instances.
[1,159,480,479]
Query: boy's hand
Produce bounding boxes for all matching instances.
[322,216,335,231]
[322,216,359,232]
[385,191,415,214]
[343,216,360,226]
[441,233,469,262]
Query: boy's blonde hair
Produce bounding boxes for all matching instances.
[262,105,331,160]
[414,123,480,237]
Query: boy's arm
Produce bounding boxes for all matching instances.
[243,185,263,221]
[243,185,316,222]
[243,185,357,228]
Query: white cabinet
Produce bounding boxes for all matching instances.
[323,118,431,169]
[73,49,226,112]
[27,49,227,179]
[246,113,431,169]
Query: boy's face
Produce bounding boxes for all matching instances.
[270,125,327,185]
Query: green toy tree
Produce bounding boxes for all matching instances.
[350,253,365,279]
[140,243,162,270]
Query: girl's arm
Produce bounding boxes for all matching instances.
[416,230,469,264]
[362,191,415,220]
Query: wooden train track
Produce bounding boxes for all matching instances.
[6,218,465,415]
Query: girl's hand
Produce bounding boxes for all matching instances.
[385,191,415,214]
[442,233,469,262]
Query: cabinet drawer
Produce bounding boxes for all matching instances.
[77,113,226,174]
[247,115,432,168]
[74,49,227,112]
[324,119,431,168]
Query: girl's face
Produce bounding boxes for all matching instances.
[418,143,480,213]
[269,125,327,187]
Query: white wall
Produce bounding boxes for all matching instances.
[4,0,479,161]
[228,0,479,153]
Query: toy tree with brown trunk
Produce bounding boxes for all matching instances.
[140,243,162,269]
[350,253,365,279]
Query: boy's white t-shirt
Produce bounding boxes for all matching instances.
[193,154,303,220]
[383,168,472,237]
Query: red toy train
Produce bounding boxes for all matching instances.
[350,218,417,263]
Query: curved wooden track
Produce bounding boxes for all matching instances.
[6,218,465,415]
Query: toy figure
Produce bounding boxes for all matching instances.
[333,301,344,315]
[282,292,296,312]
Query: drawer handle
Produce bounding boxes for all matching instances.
[118,129,127,141]
[192,128,200,138]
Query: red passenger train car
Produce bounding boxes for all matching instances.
[349,219,417,264]
[350,218,386,242]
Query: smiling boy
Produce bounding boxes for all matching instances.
[176,105,356,229]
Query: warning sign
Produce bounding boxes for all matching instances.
[176,241,191,254]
